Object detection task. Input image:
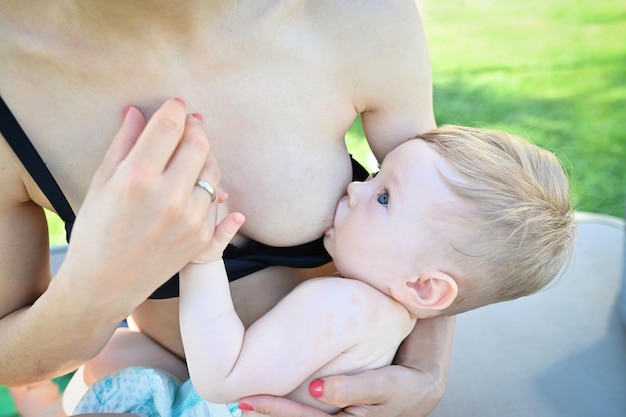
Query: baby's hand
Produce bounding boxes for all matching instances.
[190,192,245,264]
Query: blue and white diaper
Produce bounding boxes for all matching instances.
[72,366,241,417]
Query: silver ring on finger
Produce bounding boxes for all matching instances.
[195,179,217,202]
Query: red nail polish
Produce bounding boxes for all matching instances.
[174,97,186,106]
[238,403,254,411]
[191,113,204,122]
[309,379,324,397]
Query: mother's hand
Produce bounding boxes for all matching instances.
[241,365,444,417]
[62,98,220,316]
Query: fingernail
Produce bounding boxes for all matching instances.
[191,113,204,122]
[174,97,186,106]
[123,106,132,118]
[309,379,324,397]
[238,403,254,411]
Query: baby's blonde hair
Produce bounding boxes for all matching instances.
[416,125,577,315]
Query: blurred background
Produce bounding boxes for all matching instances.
[6,1,625,414]
[348,0,626,220]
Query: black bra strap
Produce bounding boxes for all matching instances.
[0,95,76,223]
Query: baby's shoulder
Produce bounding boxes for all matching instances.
[292,276,388,302]
[291,277,415,378]
[292,277,414,332]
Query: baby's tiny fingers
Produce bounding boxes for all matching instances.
[213,213,245,248]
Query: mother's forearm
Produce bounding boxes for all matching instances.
[394,315,456,396]
[0,279,123,385]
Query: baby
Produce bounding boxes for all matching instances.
[174,124,576,415]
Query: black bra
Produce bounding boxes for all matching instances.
[0,95,76,241]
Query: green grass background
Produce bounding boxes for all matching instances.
[426,0,625,217]
[350,0,626,219]
[3,0,625,415]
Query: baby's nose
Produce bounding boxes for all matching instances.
[346,181,364,207]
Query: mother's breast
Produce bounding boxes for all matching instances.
[216,139,355,247]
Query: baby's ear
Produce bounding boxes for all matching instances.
[405,270,458,313]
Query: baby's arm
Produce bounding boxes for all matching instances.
[180,263,385,405]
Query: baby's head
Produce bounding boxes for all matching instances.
[325,124,576,318]
[417,125,577,315]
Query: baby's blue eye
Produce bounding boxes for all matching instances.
[377,192,389,206]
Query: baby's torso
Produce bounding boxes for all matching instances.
[280,278,416,414]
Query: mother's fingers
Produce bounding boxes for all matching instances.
[66,99,228,307]
[315,366,437,417]
[166,114,216,198]
[94,106,146,184]
[239,395,330,417]
[124,98,188,175]
[194,179,217,202]
[314,369,394,408]
[189,151,222,211]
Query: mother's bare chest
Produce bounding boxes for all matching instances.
[2,39,359,244]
